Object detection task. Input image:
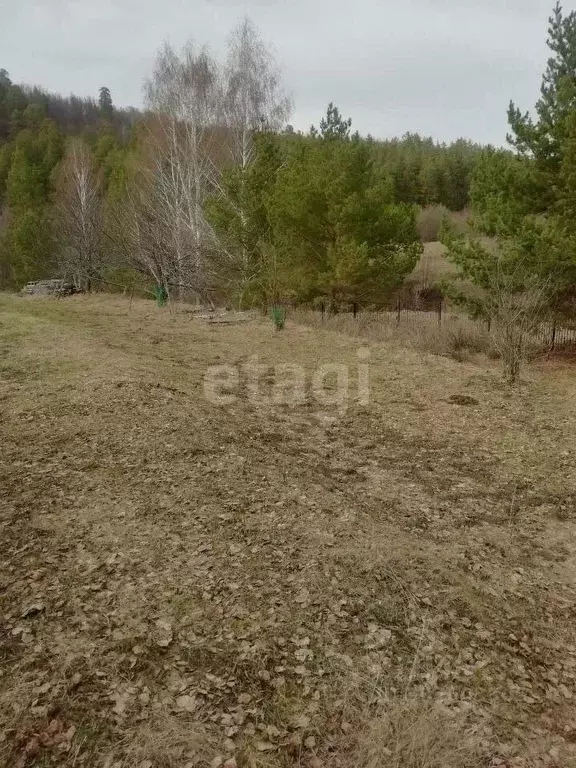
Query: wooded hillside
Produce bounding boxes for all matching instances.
[0,46,483,304]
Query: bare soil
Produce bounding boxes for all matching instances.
[1,294,576,768]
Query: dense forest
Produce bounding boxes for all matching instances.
[0,34,482,307]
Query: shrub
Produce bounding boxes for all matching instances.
[270,305,286,330]
[153,284,168,308]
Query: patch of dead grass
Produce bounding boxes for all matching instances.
[350,698,489,768]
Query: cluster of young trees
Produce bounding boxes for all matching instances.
[0,111,64,286]
[442,2,576,381]
[210,105,422,307]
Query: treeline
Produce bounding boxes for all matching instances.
[0,70,133,288]
[0,27,483,304]
[0,69,139,140]
[373,134,480,212]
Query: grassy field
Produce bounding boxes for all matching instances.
[2,294,576,768]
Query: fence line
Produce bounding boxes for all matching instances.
[311,300,576,350]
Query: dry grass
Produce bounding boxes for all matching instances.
[351,700,488,768]
[2,293,576,767]
[408,241,457,288]
[416,207,471,244]
[291,306,496,363]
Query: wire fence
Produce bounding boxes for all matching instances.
[311,299,576,351]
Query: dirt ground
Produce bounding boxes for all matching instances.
[2,294,576,768]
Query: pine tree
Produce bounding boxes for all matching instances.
[508,3,576,174]
[442,3,576,381]
[99,87,114,120]
[268,113,421,307]
[315,103,352,141]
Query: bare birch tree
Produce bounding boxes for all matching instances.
[56,138,102,291]
[117,22,291,306]
[117,160,174,299]
[225,18,291,166]
[143,43,223,302]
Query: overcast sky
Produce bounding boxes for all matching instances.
[0,0,570,145]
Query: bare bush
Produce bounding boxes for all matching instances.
[489,285,550,383]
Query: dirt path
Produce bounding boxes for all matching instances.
[2,295,576,767]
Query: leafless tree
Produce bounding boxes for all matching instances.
[143,42,223,302]
[115,153,190,302]
[118,21,291,306]
[56,138,102,291]
[224,18,291,168]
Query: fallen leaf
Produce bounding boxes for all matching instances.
[154,619,173,647]
[175,695,197,713]
[292,714,311,729]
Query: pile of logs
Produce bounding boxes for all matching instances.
[21,279,79,297]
